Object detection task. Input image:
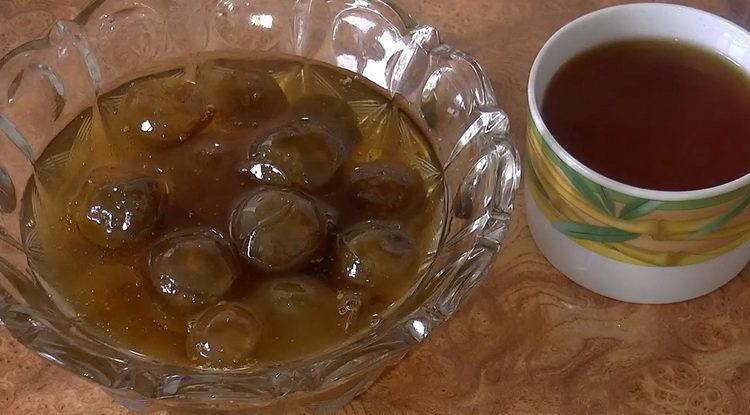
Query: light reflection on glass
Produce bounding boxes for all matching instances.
[342,15,376,32]
[140,120,155,133]
[249,14,273,29]
[411,319,426,339]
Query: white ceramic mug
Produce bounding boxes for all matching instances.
[526,3,750,304]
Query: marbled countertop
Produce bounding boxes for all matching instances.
[1,0,750,413]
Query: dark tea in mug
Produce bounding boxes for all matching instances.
[543,39,750,191]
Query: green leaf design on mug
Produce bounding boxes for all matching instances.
[619,199,663,220]
[558,162,616,216]
[600,186,616,216]
[527,160,549,200]
[552,221,640,242]
[693,195,750,238]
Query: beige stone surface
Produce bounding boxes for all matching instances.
[1,0,750,413]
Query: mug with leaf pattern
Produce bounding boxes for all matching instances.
[526,3,750,304]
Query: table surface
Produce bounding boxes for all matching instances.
[2,0,750,414]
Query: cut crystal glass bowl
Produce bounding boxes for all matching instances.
[0,0,520,413]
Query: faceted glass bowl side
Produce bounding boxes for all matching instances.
[0,0,521,413]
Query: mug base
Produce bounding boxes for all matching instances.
[525,183,749,304]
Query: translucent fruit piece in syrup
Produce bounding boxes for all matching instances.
[240,94,362,191]
[114,77,213,146]
[69,167,166,249]
[290,94,361,144]
[187,302,262,368]
[148,228,240,312]
[334,221,418,295]
[197,61,288,129]
[346,159,424,217]
[242,121,349,191]
[230,187,328,272]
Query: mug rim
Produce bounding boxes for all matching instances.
[528,2,750,202]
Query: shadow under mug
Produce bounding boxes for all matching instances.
[526,3,750,304]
